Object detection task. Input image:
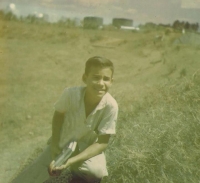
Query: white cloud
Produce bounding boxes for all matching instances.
[112,6,123,11]
[74,0,115,7]
[9,3,16,10]
[127,8,137,14]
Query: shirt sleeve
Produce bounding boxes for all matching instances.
[97,104,118,135]
[54,88,70,113]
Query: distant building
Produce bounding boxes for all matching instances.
[83,17,103,29]
[120,26,140,31]
[112,18,133,28]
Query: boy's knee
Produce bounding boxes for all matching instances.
[78,164,106,179]
[71,156,108,181]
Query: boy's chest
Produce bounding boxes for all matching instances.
[68,93,104,128]
[84,102,97,119]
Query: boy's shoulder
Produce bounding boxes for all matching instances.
[104,92,118,109]
[64,86,85,95]
[62,86,85,104]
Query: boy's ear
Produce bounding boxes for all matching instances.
[110,77,114,85]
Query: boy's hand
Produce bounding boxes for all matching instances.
[48,158,73,176]
[53,158,73,171]
[48,160,62,176]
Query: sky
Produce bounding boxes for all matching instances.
[0,0,200,25]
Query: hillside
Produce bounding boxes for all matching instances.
[0,19,200,183]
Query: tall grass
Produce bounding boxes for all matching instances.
[103,72,200,183]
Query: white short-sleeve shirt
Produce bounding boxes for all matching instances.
[54,86,118,151]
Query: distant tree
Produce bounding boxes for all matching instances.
[4,11,18,21]
[57,18,78,28]
[184,21,190,30]
[172,20,180,29]
[25,14,36,23]
[158,23,171,28]
[195,23,198,31]
[179,21,185,30]
[0,10,4,19]
[191,22,199,32]
[145,22,157,28]
[24,14,47,24]
[173,20,190,30]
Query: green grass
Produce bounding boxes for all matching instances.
[1,18,200,183]
[103,73,200,183]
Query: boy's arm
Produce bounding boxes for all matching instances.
[51,111,65,159]
[55,134,110,171]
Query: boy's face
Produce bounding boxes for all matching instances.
[83,66,113,100]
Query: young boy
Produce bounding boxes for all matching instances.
[49,56,118,182]
[11,56,118,183]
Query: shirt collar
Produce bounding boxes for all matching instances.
[92,93,108,113]
[81,86,108,114]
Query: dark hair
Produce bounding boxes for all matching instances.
[85,56,114,75]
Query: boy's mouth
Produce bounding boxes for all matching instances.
[94,88,106,93]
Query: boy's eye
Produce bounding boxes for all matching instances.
[93,76,101,80]
[103,77,111,81]
[92,75,111,82]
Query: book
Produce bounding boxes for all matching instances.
[54,141,77,167]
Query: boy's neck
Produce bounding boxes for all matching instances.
[84,92,101,107]
[84,92,103,118]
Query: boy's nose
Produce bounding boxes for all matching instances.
[97,79,104,85]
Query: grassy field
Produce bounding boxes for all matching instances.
[0,18,200,183]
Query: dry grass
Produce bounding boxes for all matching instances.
[1,18,200,183]
[104,73,200,183]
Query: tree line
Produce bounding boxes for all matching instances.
[172,20,199,32]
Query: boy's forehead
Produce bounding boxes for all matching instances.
[88,66,112,75]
